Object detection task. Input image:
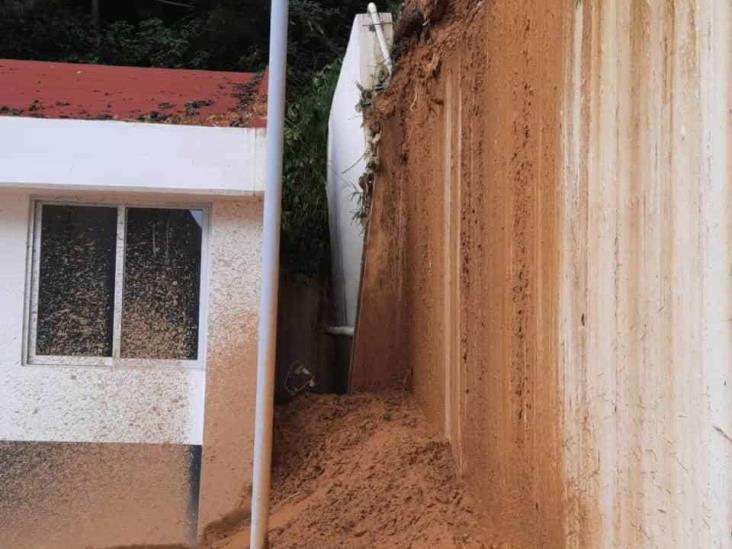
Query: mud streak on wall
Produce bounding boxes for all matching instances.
[353,0,731,546]
[352,1,565,545]
[561,1,732,546]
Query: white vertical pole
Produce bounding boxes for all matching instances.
[249,1,289,548]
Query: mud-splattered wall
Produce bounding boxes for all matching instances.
[561,2,731,547]
[353,0,731,546]
[0,442,201,548]
[0,190,262,548]
[198,198,263,543]
[352,0,566,546]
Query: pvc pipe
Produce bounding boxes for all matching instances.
[367,3,393,75]
[249,1,289,547]
[325,326,355,337]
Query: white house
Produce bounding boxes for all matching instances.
[0,59,266,548]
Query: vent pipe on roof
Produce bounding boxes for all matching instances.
[249,0,289,548]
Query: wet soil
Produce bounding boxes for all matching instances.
[350,0,566,546]
[209,392,501,549]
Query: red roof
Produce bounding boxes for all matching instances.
[0,59,267,127]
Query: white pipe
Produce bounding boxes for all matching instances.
[325,326,355,337]
[367,3,393,75]
[249,0,289,547]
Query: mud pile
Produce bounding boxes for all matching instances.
[212,392,500,548]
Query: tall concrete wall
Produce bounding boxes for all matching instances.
[352,0,731,546]
[561,2,731,547]
[327,13,393,328]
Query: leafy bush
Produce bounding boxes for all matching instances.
[100,18,207,68]
[281,63,340,275]
[0,3,99,64]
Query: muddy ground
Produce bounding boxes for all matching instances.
[208,392,502,548]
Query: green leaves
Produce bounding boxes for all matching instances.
[281,62,340,276]
[0,3,99,64]
[101,19,191,68]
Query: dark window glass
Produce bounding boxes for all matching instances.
[120,208,203,360]
[36,205,117,356]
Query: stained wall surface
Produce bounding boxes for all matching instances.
[0,190,262,548]
[352,1,566,545]
[353,0,731,547]
[560,2,732,547]
[0,442,201,548]
[197,197,263,540]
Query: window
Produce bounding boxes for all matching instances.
[28,202,208,367]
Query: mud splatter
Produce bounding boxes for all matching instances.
[36,204,117,356]
[121,208,203,360]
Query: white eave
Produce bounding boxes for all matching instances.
[0,116,266,195]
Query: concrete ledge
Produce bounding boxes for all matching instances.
[0,116,265,195]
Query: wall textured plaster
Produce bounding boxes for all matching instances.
[0,191,263,548]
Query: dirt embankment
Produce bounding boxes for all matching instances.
[208,392,502,548]
[351,0,566,546]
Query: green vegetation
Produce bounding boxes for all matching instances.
[0,0,400,276]
[281,63,340,275]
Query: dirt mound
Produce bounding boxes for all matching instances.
[212,392,500,548]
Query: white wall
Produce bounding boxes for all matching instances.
[327,13,393,327]
[197,198,263,532]
[0,117,266,195]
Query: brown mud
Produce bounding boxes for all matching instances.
[351,0,566,546]
[209,392,502,548]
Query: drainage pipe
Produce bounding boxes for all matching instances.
[367,2,393,75]
[325,326,355,337]
[249,1,289,547]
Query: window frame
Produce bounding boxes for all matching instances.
[25,199,211,370]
